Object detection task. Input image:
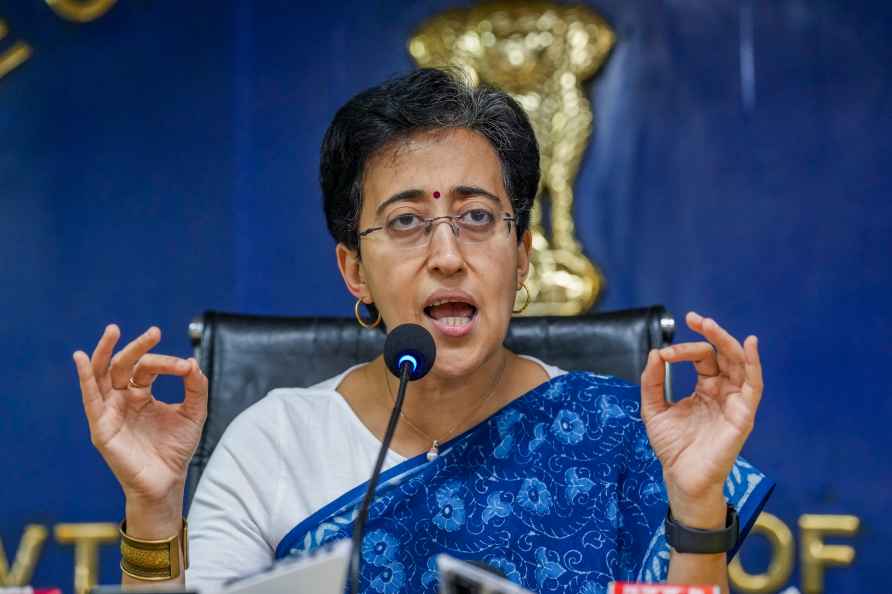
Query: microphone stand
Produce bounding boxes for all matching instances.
[349,361,411,594]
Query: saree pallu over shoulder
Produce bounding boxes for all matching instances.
[275,372,774,594]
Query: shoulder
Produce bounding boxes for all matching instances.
[513,370,648,446]
[218,372,354,450]
[536,371,641,413]
[517,354,640,401]
[484,371,653,484]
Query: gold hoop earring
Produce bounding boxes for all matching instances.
[354,298,382,329]
[513,283,530,314]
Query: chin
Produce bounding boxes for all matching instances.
[426,329,502,380]
[428,349,477,379]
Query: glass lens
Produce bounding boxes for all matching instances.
[378,208,507,248]
[384,213,427,246]
[456,208,497,242]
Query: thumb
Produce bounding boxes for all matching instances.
[180,358,208,425]
[640,349,670,422]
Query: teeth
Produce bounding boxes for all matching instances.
[428,299,473,307]
[439,316,472,327]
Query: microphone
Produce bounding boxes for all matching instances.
[349,324,436,594]
[383,323,437,380]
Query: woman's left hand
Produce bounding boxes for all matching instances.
[640,311,764,527]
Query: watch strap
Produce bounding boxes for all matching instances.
[664,504,739,554]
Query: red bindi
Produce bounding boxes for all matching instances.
[432,191,441,199]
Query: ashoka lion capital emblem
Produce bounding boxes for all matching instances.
[409,0,615,315]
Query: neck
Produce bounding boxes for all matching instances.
[377,347,512,445]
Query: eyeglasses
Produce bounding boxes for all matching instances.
[358,207,517,250]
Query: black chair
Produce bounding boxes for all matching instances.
[185,306,675,504]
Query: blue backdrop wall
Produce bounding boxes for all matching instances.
[1,1,890,592]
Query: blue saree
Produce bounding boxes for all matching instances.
[275,372,774,593]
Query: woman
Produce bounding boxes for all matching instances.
[72,69,771,593]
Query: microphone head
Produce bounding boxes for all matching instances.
[383,323,436,381]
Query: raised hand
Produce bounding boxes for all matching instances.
[639,312,764,527]
[72,325,208,511]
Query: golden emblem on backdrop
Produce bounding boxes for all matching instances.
[409,0,615,315]
[0,20,32,80]
[0,1,117,81]
[45,0,118,23]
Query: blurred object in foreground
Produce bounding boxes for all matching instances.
[609,583,720,594]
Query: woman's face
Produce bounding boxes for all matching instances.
[337,128,531,379]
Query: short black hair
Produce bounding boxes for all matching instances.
[320,68,540,251]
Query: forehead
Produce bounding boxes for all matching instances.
[362,129,507,210]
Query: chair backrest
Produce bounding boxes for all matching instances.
[185,306,675,504]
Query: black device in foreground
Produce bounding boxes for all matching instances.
[91,589,197,594]
[437,555,535,594]
[349,323,436,594]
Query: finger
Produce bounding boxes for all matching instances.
[179,358,208,425]
[640,349,670,422]
[690,315,746,384]
[73,350,104,425]
[109,327,161,389]
[130,354,192,389]
[685,310,705,331]
[659,342,719,377]
[686,314,744,362]
[90,324,121,395]
[741,335,764,409]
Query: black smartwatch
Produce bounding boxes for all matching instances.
[664,504,739,554]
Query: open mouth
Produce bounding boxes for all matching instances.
[423,298,478,337]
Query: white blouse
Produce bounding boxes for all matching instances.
[185,356,565,591]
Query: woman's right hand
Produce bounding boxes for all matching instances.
[72,325,208,514]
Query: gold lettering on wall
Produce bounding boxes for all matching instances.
[728,512,794,593]
[44,0,117,23]
[0,512,865,593]
[799,514,860,594]
[55,523,119,594]
[0,525,48,586]
[0,20,33,80]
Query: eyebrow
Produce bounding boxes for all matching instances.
[454,185,501,205]
[375,189,425,216]
[374,185,501,216]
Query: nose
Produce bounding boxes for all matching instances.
[425,218,465,276]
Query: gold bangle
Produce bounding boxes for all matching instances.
[119,519,189,581]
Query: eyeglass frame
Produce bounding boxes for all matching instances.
[356,211,518,246]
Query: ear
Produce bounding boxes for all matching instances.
[336,243,370,302]
[516,229,532,287]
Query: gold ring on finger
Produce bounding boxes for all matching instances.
[128,377,151,389]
